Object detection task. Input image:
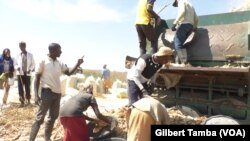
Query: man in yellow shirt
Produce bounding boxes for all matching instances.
[171,0,198,66]
[136,0,161,56]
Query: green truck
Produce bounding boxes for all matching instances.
[153,10,250,124]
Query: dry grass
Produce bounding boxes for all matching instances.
[0,92,206,141]
[83,69,127,82]
[0,103,39,141]
[0,100,207,141]
[0,102,67,141]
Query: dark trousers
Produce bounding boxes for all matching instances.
[127,80,149,106]
[136,24,158,55]
[29,88,61,141]
[174,23,193,49]
[17,74,31,103]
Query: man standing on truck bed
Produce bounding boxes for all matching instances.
[171,0,198,66]
[135,0,161,56]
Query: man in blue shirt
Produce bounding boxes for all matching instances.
[101,64,111,94]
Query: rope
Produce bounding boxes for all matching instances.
[158,2,172,14]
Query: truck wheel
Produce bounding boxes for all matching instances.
[201,115,239,125]
[175,105,200,118]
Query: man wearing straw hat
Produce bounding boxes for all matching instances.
[127,47,173,106]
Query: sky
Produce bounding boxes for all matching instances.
[0,0,248,71]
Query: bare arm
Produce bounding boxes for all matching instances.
[91,104,110,123]
[83,114,96,121]
[147,3,161,25]
[147,4,159,19]
[64,58,84,76]
[34,73,41,104]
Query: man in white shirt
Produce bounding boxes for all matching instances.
[15,41,35,107]
[127,47,173,106]
[29,43,83,141]
[171,0,198,66]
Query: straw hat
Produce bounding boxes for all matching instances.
[155,47,173,57]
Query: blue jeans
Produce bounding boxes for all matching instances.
[127,80,149,106]
[174,23,193,49]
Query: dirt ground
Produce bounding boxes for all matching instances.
[0,83,128,141]
[0,83,207,141]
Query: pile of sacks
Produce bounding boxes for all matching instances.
[60,73,128,99]
[111,80,128,99]
[59,74,129,106]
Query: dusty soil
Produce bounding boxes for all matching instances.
[0,84,128,141]
[0,83,207,141]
